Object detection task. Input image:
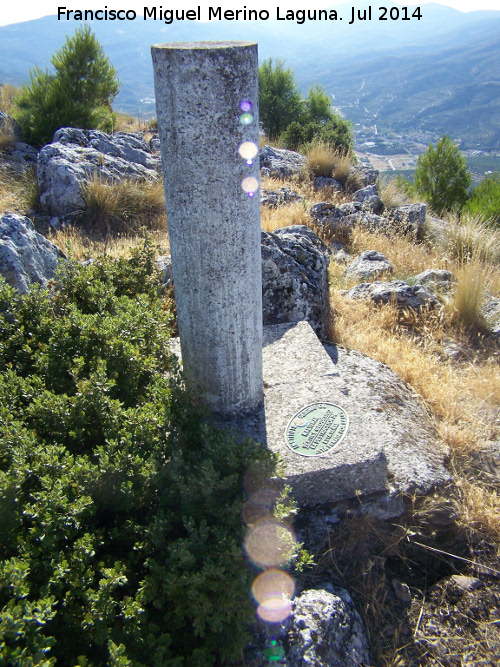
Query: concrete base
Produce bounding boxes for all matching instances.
[171,320,449,507]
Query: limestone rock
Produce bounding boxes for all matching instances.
[260,186,303,209]
[313,176,343,192]
[349,165,379,189]
[260,145,307,179]
[288,585,371,667]
[352,184,383,214]
[38,129,160,217]
[343,279,439,310]
[156,255,173,287]
[309,202,355,237]
[0,213,64,293]
[415,268,455,291]
[482,294,500,339]
[348,211,390,232]
[1,142,38,174]
[345,250,393,280]
[261,226,329,337]
[386,203,427,235]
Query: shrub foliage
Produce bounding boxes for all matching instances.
[258,58,353,152]
[14,26,119,147]
[0,240,278,665]
[414,134,471,216]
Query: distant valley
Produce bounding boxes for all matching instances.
[1,3,499,176]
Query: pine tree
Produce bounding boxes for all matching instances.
[15,26,120,146]
[414,135,471,216]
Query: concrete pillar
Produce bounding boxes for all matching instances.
[151,41,263,415]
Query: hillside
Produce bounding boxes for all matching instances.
[0,4,499,148]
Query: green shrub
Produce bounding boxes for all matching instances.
[414,135,471,216]
[0,240,280,665]
[464,171,500,225]
[14,26,119,147]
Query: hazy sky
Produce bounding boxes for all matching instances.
[1,0,499,27]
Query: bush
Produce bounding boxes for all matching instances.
[464,171,500,225]
[414,135,471,216]
[280,116,353,155]
[259,59,353,153]
[0,240,280,665]
[14,26,119,147]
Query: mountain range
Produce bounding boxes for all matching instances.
[1,3,499,149]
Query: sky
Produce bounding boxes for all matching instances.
[1,0,499,27]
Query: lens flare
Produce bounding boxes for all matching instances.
[238,141,258,160]
[239,99,253,112]
[258,599,294,623]
[241,177,259,197]
[244,517,295,568]
[243,488,280,526]
[252,569,295,604]
[253,568,295,622]
[239,113,254,126]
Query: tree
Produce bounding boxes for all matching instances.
[414,135,471,216]
[303,84,334,125]
[258,58,303,139]
[15,26,120,146]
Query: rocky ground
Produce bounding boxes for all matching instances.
[1,130,499,666]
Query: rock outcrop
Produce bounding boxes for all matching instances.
[261,226,330,337]
[345,250,393,280]
[260,145,307,179]
[344,279,438,310]
[260,186,303,208]
[38,128,160,217]
[352,184,384,214]
[0,213,64,293]
[287,585,371,667]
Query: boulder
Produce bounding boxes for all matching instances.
[288,585,371,667]
[386,203,427,235]
[345,250,393,280]
[309,202,355,237]
[343,279,439,310]
[261,226,329,337]
[260,145,307,179]
[415,268,455,291]
[349,165,379,189]
[482,294,500,339]
[156,255,173,287]
[313,176,343,192]
[1,142,38,174]
[352,184,384,214]
[0,213,64,294]
[260,187,304,209]
[38,128,160,217]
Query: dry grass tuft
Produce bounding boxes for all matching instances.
[444,212,500,265]
[0,166,39,214]
[350,225,440,278]
[0,84,19,114]
[448,261,489,328]
[377,175,413,209]
[80,174,167,235]
[305,142,353,181]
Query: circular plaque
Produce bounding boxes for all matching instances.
[285,403,349,457]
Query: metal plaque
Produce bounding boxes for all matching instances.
[285,403,349,457]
